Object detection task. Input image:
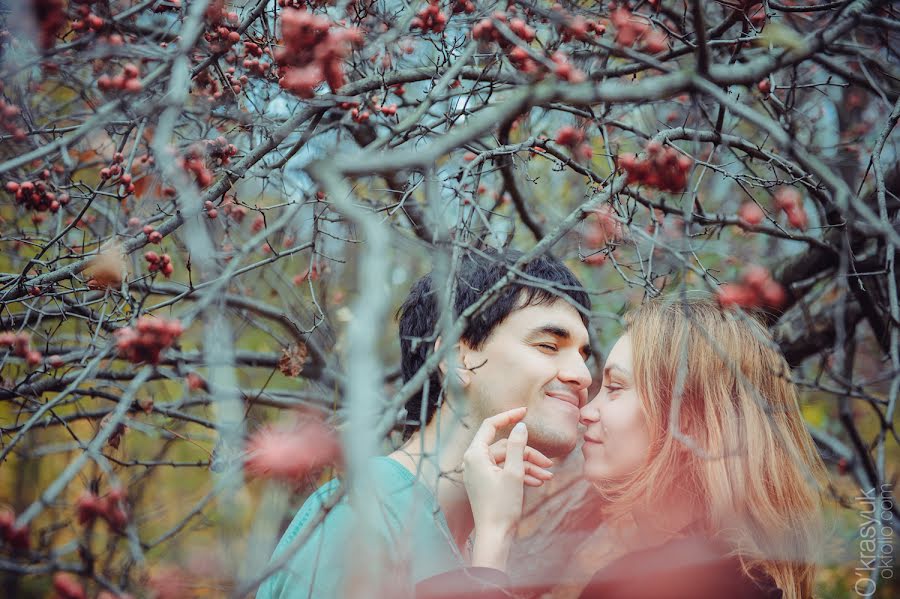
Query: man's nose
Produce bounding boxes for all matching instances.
[559,351,592,390]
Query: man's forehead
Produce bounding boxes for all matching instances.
[507,301,590,338]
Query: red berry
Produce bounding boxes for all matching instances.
[742,265,770,291]
[53,572,86,599]
[738,202,765,226]
[717,283,756,309]
[25,350,42,367]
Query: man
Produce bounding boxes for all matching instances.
[257,248,593,598]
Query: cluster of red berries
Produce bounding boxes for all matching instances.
[411,1,448,34]
[276,9,363,98]
[452,0,476,14]
[0,507,29,550]
[203,6,242,53]
[293,263,324,285]
[581,205,622,265]
[583,205,623,246]
[98,63,142,93]
[242,41,272,77]
[76,488,128,531]
[205,136,238,165]
[0,96,27,142]
[717,265,786,310]
[100,152,137,195]
[0,331,42,368]
[350,106,371,123]
[243,41,266,59]
[475,12,585,80]
[551,51,586,83]
[375,103,398,117]
[144,251,174,277]
[221,195,248,222]
[202,200,219,219]
[142,224,163,244]
[115,316,183,364]
[473,12,537,45]
[194,69,224,99]
[178,147,214,188]
[618,141,693,193]
[251,214,265,233]
[5,172,69,212]
[558,15,606,43]
[774,187,808,230]
[610,7,667,53]
[71,3,106,34]
[205,0,235,24]
[555,126,593,161]
[99,152,126,180]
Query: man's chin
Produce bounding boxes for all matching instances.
[527,430,578,459]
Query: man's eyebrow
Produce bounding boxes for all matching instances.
[525,324,571,339]
[526,325,592,359]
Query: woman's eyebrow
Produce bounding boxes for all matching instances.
[603,364,632,378]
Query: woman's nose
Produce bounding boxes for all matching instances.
[580,394,601,424]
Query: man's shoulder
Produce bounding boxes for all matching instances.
[257,457,462,599]
[278,457,427,543]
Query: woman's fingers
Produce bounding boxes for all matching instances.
[524,475,545,487]
[488,440,553,468]
[503,422,527,477]
[470,407,528,450]
[526,463,553,481]
[491,453,553,480]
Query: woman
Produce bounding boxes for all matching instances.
[420,294,827,599]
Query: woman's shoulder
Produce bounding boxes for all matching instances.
[580,534,782,599]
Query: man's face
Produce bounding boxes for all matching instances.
[459,300,593,457]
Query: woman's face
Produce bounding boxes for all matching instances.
[580,334,652,482]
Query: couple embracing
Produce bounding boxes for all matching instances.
[257,249,825,599]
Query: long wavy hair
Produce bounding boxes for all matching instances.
[595,293,826,599]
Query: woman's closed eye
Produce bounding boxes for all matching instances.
[537,343,558,351]
[604,384,622,394]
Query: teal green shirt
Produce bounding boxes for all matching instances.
[256,457,465,599]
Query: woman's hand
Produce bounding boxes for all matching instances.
[463,407,553,571]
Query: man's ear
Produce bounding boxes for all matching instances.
[435,337,472,387]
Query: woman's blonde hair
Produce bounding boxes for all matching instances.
[598,292,826,599]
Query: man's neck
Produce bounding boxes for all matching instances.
[388,404,479,550]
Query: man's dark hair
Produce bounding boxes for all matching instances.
[397,248,591,438]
